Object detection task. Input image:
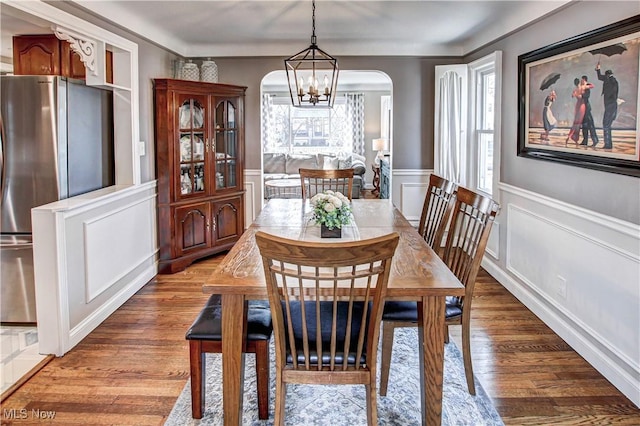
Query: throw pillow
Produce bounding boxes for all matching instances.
[286,154,318,174]
[323,156,340,170]
[338,156,353,169]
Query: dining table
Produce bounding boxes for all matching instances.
[202,198,464,426]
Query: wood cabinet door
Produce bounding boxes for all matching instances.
[212,97,242,192]
[13,35,61,75]
[211,196,243,247]
[60,41,86,79]
[174,202,211,257]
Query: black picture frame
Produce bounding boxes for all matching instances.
[517,15,640,177]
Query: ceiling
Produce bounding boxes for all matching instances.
[1,1,571,60]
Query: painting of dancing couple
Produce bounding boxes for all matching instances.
[520,17,639,173]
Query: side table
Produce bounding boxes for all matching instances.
[372,164,381,197]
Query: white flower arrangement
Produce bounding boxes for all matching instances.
[310,190,352,230]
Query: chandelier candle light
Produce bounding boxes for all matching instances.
[310,190,351,238]
[285,0,339,108]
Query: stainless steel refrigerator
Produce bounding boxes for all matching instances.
[0,75,114,323]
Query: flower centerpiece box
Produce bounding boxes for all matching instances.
[310,191,352,238]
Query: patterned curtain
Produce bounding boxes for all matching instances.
[261,93,274,152]
[346,93,365,155]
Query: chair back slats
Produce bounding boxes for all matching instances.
[417,174,457,251]
[299,168,355,200]
[256,231,399,375]
[441,186,499,306]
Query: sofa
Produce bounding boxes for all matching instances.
[263,152,367,199]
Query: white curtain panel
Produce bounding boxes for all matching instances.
[438,71,464,184]
[346,93,365,155]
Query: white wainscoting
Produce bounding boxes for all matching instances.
[391,169,431,226]
[245,169,262,226]
[32,182,158,356]
[483,183,640,407]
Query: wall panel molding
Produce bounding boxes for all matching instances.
[32,182,158,356]
[495,184,639,407]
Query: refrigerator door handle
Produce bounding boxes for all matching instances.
[0,112,5,203]
[1,242,33,249]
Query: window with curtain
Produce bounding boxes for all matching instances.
[434,51,501,198]
[262,93,364,155]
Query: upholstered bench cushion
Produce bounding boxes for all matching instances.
[382,298,462,321]
[185,294,272,341]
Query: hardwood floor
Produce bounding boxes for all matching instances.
[2,256,638,425]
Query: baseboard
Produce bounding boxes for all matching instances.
[482,257,640,408]
[67,259,157,353]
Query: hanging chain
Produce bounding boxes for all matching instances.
[311,0,317,45]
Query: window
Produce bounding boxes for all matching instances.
[435,52,501,199]
[476,68,495,194]
[262,95,351,154]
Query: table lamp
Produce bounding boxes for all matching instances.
[372,138,388,165]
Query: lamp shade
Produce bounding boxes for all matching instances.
[372,138,388,151]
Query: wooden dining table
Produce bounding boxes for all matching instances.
[202,198,464,426]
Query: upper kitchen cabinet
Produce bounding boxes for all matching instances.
[13,34,113,84]
[154,79,246,273]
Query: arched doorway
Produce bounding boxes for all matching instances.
[260,70,393,200]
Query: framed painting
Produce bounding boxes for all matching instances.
[517,15,640,177]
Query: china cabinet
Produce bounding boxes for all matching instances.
[154,79,246,273]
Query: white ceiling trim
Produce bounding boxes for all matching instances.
[68,1,572,58]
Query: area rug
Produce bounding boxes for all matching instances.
[165,327,504,425]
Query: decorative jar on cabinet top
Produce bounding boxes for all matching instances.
[200,59,218,83]
[181,60,199,81]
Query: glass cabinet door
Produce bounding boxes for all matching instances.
[177,96,207,197]
[214,98,239,190]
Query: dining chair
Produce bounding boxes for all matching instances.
[379,186,499,396]
[185,294,272,419]
[255,231,399,426]
[299,168,355,200]
[417,173,458,254]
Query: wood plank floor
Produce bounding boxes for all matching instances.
[2,256,639,425]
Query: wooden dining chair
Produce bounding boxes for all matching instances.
[299,168,355,200]
[255,231,399,426]
[417,174,458,253]
[185,294,272,419]
[380,186,499,396]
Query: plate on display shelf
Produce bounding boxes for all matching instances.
[179,102,204,129]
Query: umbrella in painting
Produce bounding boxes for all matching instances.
[590,43,627,66]
[589,43,627,57]
[539,72,561,90]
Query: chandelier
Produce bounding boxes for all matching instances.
[284,0,339,108]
